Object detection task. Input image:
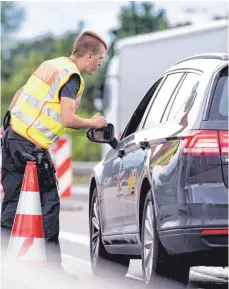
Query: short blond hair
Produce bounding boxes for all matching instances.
[72,31,108,57]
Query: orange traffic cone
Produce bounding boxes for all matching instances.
[7,161,46,262]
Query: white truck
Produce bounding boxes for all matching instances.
[97,20,228,157]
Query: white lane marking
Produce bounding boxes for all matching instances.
[72,185,89,196]
[60,231,90,246]
[62,254,143,282]
[192,267,228,280]
[62,254,90,265]
[126,274,143,281]
[190,269,227,282]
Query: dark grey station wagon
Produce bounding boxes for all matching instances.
[86,53,228,287]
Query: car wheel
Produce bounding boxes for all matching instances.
[141,190,190,286]
[90,188,130,277]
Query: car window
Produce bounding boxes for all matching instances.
[167,73,201,121]
[209,67,228,121]
[120,78,162,140]
[142,73,184,129]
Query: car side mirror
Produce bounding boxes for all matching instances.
[86,123,118,149]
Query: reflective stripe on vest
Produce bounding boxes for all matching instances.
[14,91,62,123]
[11,57,84,148]
[11,107,32,126]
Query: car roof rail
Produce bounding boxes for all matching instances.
[175,53,228,65]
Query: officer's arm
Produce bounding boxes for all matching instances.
[60,98,107,129]
[60,97,95,129]
[75,98,81,113]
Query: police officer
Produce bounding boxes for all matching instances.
[1,31,107,271]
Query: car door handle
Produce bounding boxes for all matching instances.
[140,141,149,150]
[118,149,125,158]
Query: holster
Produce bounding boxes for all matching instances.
[3,111,11,131]
[35,149,58,189]
[22,147,58,189]
[38,160,57,188]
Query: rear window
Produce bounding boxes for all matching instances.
[209,67,228,121]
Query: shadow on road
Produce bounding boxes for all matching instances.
[189,280,228,289]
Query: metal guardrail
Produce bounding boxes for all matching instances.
[72,161,98,176]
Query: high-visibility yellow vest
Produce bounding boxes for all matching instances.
[11,57,84,149]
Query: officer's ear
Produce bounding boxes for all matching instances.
[88,52,93,59]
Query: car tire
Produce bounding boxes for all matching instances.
[90,188,130,277]
[141,190,190,287]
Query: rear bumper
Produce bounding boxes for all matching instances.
[158,203,228,229]
[159,227,228,266]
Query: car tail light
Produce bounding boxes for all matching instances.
[219,131,228,155]
[201,229,228,235]
[182,130,220,155]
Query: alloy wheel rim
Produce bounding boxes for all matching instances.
[143,201,154,282]
[91,196,100,266]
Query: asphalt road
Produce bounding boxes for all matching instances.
[1,187,228,289]
[59,188,228,289]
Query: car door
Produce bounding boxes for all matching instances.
[100,78,162,236]
[100,146,125,236]
[118,73,185,234]
[143,72,202,226]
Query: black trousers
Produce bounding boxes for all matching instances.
[1,127,61,266]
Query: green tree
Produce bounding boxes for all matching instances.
[108,2,169,57]
[1,1,25,47]
[1,2,25,79]
[115,2,168,36]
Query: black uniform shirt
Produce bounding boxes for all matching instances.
[59,74,80,100]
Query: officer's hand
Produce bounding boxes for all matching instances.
[0,126,5,136]
[91,113,107,128]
